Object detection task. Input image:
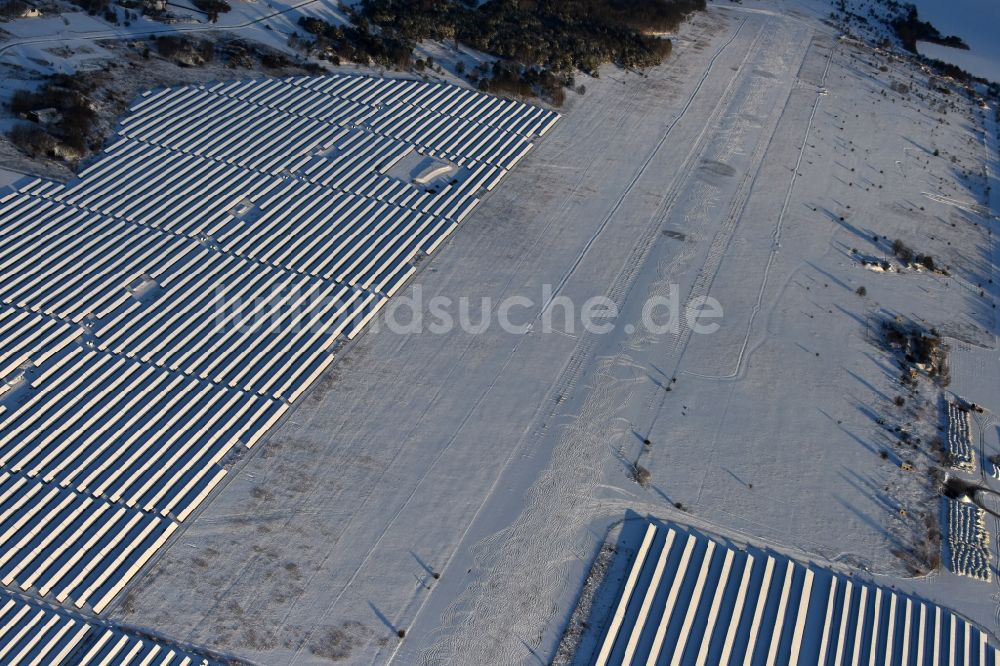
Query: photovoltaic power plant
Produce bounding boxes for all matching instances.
[0,73,558,621]
[592,522,1000,666]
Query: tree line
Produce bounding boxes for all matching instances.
[299,0,704,103]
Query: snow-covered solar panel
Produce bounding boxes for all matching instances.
[287,74,559,137]
[0,593,91,664]
[120,94,343,173]
[51,141,281,237]
[0,591,223,665]
[0,471,177,612]
[216,179,448,294]
[200,77,377,125]
[0,306,78,381]
[364,103,534,169]
[593,522,1000,666]
[73,626,220,665]
[93,250,381,397]
[0,197,201,322]
[0,347,284,520]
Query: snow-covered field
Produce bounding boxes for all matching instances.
[0,0,997,662]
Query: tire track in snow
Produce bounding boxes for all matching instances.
[532,15,758,322]
[415,16,800,665]
[683,35,836,383]
[277,30,669,662]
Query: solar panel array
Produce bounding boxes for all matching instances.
[948,498,992,582]
[0,72,557,621]
[0,591,221,665]
[593,522,1000,665]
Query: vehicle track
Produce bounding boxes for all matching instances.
[630,22,813,425]
[535,16,757,322]
[415,15,811,665]
[280,18,675,666]
[682,36,836,384]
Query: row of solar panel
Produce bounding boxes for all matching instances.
[0,591,220,664]
[593,522,1000,666]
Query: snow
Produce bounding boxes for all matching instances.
[94,1,999,662]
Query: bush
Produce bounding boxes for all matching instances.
[192,0,229,10]
[8,124,57,157]
[67,0,108,14]
[298,16,413,69]
[7,75,96,157]
[156,36,215,64]
[0,0,29,18]
[892,239,914,264]
[191,0,229,19]
[156,35,185,58]
[260,52,289,68]
[856,285,867,296]
[632,463,651,487]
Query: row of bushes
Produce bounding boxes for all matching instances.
[0,0,29,17]
[296,0,701,103]
[891,239,937,271]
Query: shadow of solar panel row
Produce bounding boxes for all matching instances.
[592,522,1000,666]
[0,591,222,664]
[215,179,456,290]
[16,137,487,288]
[0,309,77,380]
[0,194,198,322]
[12,146,281,237]
[0,73,557,618]
[281,75,558,136]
